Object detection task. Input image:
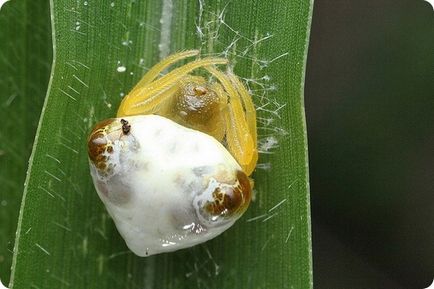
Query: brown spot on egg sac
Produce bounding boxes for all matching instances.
[205,170,251,217]
[87,132,108,170]
[87,118,117,172]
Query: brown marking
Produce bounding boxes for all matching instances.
[98,162,107,170]
[205,170,251,217]
[106,145,113,153]
[87,118,117,172]
[87,130,108,164]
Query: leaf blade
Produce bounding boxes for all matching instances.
[0,0,52,284]
[10,0,313,288]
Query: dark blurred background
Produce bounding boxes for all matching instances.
[306,0,434,288]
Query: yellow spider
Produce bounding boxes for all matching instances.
[117,50,258,176]
[87,50,258,256]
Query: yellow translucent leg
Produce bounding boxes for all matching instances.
[226,71,257,143]
[120,75,207,116]
[117,57,227,117]
[120,84,180,116]
[227,71,258,175]
[207,82,228,142]
[129,50,199,96]
[179,75,207,86]
[205,66,256,175]
[225,105,255,175]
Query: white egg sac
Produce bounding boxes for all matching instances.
[87,115,251,256]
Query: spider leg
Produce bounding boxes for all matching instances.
[122,84,180,116]
[122,75,207,116]
[205,66,257,175]
[226,70,257,145]
[180,75,207,85]
[207,82,228,142]
[226,70,258,175]
[129,50,199,96]
[117,57,227,117]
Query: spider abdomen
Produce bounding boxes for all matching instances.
[87,115,251,256]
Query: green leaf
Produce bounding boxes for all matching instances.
[0,0,52,284]
[10,0,313,288]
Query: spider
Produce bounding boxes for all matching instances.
[87,50,258,256]
[117,50,258,175]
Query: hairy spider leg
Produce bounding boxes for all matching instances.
[117,57,227,117]
[128,50,199,96]
[122,85,180,116]
[122,75,207,116]
[177,75,207,87]
[227,70,258,175]
[205,66,256,175]
[206,82,229,142]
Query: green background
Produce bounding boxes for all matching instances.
[2,0,313,288]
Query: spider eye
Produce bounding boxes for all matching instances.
[192,85,208,96]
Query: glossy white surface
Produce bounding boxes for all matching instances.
[89,115,243,256]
